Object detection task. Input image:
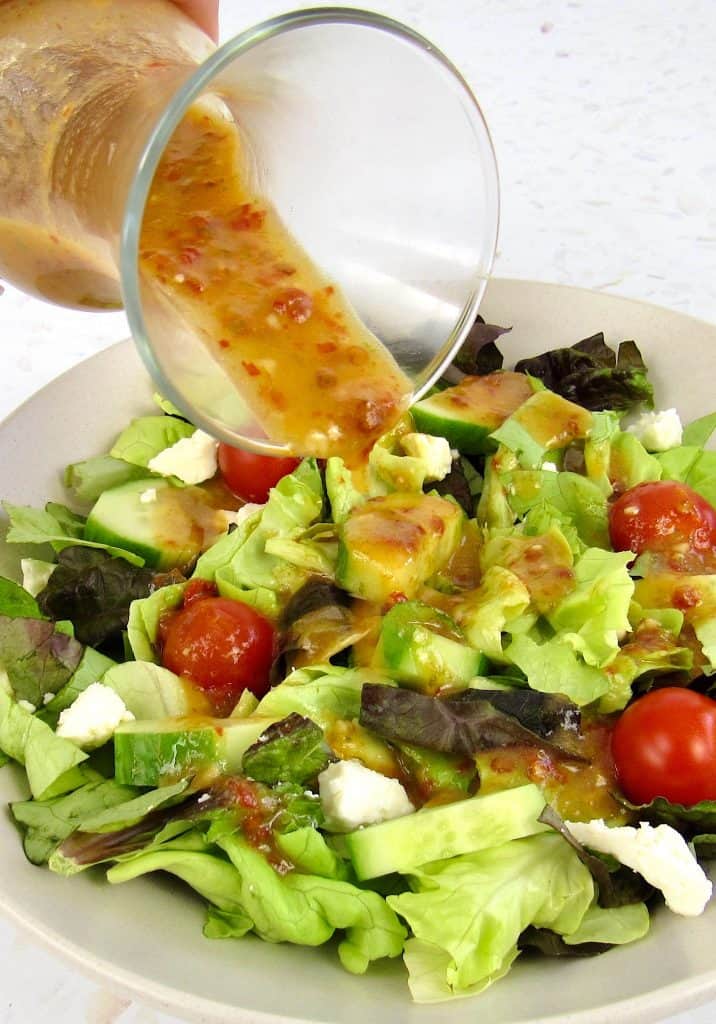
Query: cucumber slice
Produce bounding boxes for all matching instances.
[113,714,278,786]
[411,372,535,454]
[344,783,547,879]
[85,478,227,570]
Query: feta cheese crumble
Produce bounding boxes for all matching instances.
[542,461,559,472]
[17,699,36,714]
[627,408,683,452]
[139,487,158,504]
[318,760,415,831]
[56,683,135,750]
[565,818,712,916]
[400,432,453,481]
[147,429,218,485]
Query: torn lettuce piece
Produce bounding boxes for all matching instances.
[64,456,152,504]
[257,665,389,730]
[325,458,364,524]
[513,334,653,413]
[453,565,531,662]
[359,684,583,761]
[479,524,575,616]
[500,470,609,549]
[476,452,516,530]
[37,546,155,648]
[126,581,186,663]
[506,634,609,706]
[241,714,332,786]
[215,833,406,974]
[193,459,324,618]
[11,771,137,864]
[39,645,116,727]
[682,411,716,447]
[275,826,351,881]
[608,432,663,492]
[598,619,692,713]
[0,615,83,707]
[0,687,88,798]
[389,833,594,1000]
[547,549,634,668]
[0,577,44,619]
[563,902,649,946]
[2,501,145,566]
[109,415,195,469]
[107,845,249,914]
[21,559,56,599]
[657,445,716,508]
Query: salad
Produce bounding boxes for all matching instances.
[0,319,714,1005]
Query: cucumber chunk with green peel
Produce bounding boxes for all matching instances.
[113,715,278,786]
[345,784,548,880]
[336,493,463,603]
[411,372,535,454]
[85,478,228,570]
[374,601,488,694]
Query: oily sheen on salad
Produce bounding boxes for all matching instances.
[0,322,714,1004]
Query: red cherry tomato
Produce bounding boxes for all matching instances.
[611,687,716,806]
[161,596,275,716]
[609,480,716,556]
[217,443,300,504]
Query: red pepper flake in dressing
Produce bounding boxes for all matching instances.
[230,204,266,231]
[242,360,261,377]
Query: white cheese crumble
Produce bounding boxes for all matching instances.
[400,432,453,481]
[542,460,559,472]
[147,429,218,485]
[17,699,36,714]
[56,683,135,750]
[318,760,415,831]
[42,692,54,706]
[627,408,683,452]
[139,487,158,504]
[565,818,712,916]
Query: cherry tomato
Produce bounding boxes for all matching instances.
[217,443,300,504]
[609,480,716,556]
[161,596,275,716]
[611,688,716,806]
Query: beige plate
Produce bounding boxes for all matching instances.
[0,279,714,1024]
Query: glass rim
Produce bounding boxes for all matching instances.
[120,5,500,455]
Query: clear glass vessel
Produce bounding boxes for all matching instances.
[0,2,499,453]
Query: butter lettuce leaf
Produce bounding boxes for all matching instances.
[454,566,531,662]
[657,445,716,507]
[193,459,324,618]
[499,471,609,548]
[64,456,151,503]
[2,502,145,566]
[0,687,88,799]
[215,833,406,973]
[682,411,716,447]
[257,665,389,729]
[110,415,195,469]
[389,833,594,1001]
[506,634,609,706]
[39,645,116,726]
[126,581,186,662]
[11,771,137,864]
[0,577,44,619]
[548,549,634,668]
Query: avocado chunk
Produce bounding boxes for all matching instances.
[113,714,278,786]
[85,478,229,570]
[411,372,535,454]
[345,783,548,879]
[373,600,488,694]
[336,493,463,603]
[490,390,593,468]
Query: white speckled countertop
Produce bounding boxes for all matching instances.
[1,2,715,1022]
